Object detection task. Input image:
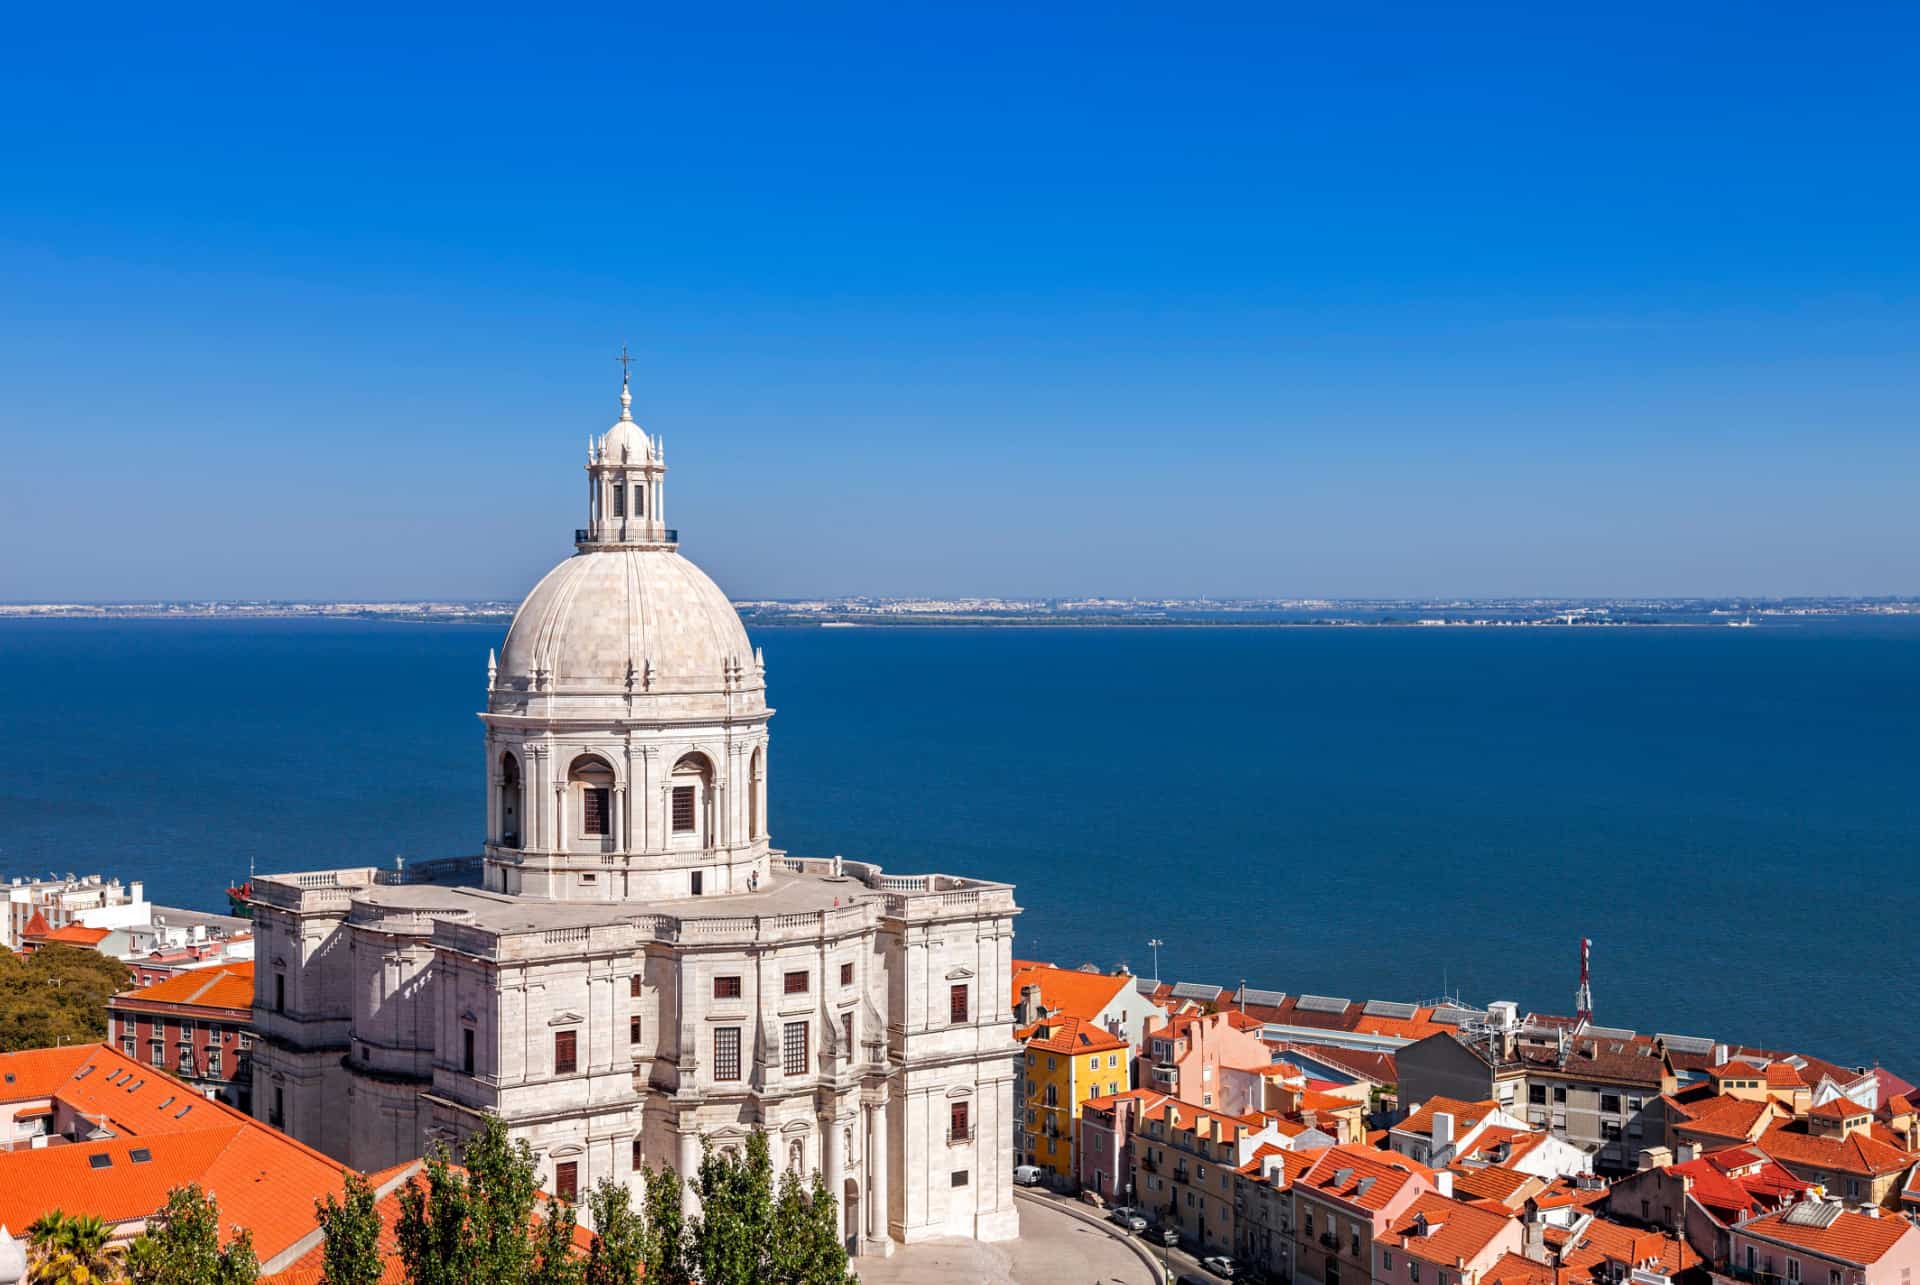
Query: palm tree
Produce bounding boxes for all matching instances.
[26,1209,120,1284]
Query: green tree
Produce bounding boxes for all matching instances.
[314,1169,383,1285]
[689,1133,775,1285]
[0,944,130,1053]
[529,1195,584,1285]
[639,1163,689,1285]
[394,1116,577,1285]
[123,1185,257,1285]
[26,1208,118,1285]
[584,1180,645,1285]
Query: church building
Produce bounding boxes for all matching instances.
[248,370,1021,1253]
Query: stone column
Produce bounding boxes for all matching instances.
[865,1097,891,1252]
[612,786,626,859]
[823,1106,846,1244]
[678,1123,701,1216]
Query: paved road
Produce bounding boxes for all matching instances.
[857,1188,1202,1285]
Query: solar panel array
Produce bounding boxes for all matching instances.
[1431,1005,1486,1025]
[1362,999,1418,1019]
[1295,994,1351,1014]
[1170,981,1221,1001]
[1782,1202,1843,1229]
[1656,1033,1716,1054]
[1582,1025,1636,1041]
[1239,988,1288,1008]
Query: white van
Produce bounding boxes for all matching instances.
[1012,1164,1044,1186]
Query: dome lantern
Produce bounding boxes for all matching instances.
[579,346,673,550]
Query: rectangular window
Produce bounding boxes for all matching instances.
[1528,1085,1547,1105]
[630,1016,642,1046]
[951,983,970,1024]
[1412,1263,1421,1283]
[1352,1231,1361,1257]
[556,1161,577,1202]
[1600,1093,1622,1114]
[275,973,286,1013]
[714,975,743,1000]
[632,1139,644,1171]
[783,1021,809,1076]
[632,484,644,517]
[554,1030,577,1075]
[690,870,702,896]
[714,1027,742,1081]
[630,974,642,998]
[841,1011,854,1056]
[272,1086,284,1127]
[1788,1261,1800,1283]
[672,785,696,833]
[583,787,609,836]
[1384,1253,1394,1272]
[611,485,625,517]
[951,1170,969,1188]
[784,970,809,995]
[951,1100,970,1142]
[122,1037,135,1058]
[463,1028,476,1075]
[151,1040,164,1066]
[841,962,854,987]
[208,1048,222,1075]
[1602,1121,1622,1141]
[1552,1086,1567,1104]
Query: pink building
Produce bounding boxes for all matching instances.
[1374,1193,1523,1285]
[1145,1008,1273,1108]
[1292,1143,1436,1285]
[1731,1202,1920,1285]
[1078,1087,1170,1204]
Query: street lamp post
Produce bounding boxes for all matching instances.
[1148,938,1164,980]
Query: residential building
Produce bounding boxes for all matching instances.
[1143,1008,1273,1107]
[1234,1143,1330,1282]
[1750,1112,1914,1210]
[1605,1145,1810,1266]
[1017,1014,1129,1182]
[1392,1097,1533,1169]
[1,874,147,950]
[1375,1192,1525,1285]
[1543,1212,1701,1282]
[1291,1143,1436,1285]
[107,962,256,1110]
[1011,959,1161,1044]
[1078,1087,1169,1204]
[1399,1021,1677,1172]
[250,378,1021,1253]
[1131,1099,1291,1255]
[1729,1202,1920,1285]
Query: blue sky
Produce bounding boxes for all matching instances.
[2,2,1916,600]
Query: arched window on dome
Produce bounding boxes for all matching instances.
[670,752,713,849]
[569,754,616,851]
[498,751,523,850]
[748,747,764,840]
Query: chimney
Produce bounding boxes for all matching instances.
[1019,984,1040,1023]
[1713,1043,1729,1066]
[1433,1112,1455,1157]
[1436,1170,1453,1197]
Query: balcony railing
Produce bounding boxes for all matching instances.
[577,528,678,544]
[949,1127,973,1144]
[1174,1167,1190,1184]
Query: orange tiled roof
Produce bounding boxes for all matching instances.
[19,909,53,939]
[1009,963,1130,1023]
[1483,1249,1570,1285]
[1757,1119,1914,1177]
[1739,1204,1914,1266]
[1381,1192,1517,1265]
[1299,1090,1362,1115]
[1808,1097,1871,1122]
[1297,1144,1433,1211]
[1677,1094,1777,1142]
[1557,1215,1699,1276]
[1449,1165,1546,1210]
[113,963,255,1013]
[0,1043,355,1260]
[1399,1096,1500,1139]
[1018,1014,1129,1056]
[40,923,113,946]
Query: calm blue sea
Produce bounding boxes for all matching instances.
[1,618,1915,1071]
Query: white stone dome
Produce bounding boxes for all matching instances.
[599,418,650,464]
[495,548,756,696]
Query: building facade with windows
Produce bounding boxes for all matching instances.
[106,962,255,1110]
[248,373,1021,1255]
[1015,1014,1129,1183]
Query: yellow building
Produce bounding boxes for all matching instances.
[1016,1014,1131,1181]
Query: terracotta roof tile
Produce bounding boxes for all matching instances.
[1297,1144,1433,1211]
[1740,1204,1916,1266]
[1010,963,1130,1023]
[1381,1192,1517,1265]
[1756,1120,1914,1177]
[112,963,255,1014]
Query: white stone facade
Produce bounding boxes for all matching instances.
[250,374,1020,1252]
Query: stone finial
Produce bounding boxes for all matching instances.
[487,648,497,688]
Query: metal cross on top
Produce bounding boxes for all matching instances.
[616,342,635,384]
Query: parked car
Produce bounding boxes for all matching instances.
[1201,1256,1240,1278]
[1109,1207,1149,1234]
[1012,1164,1043,1187]
[1077,1188,1107,1208]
